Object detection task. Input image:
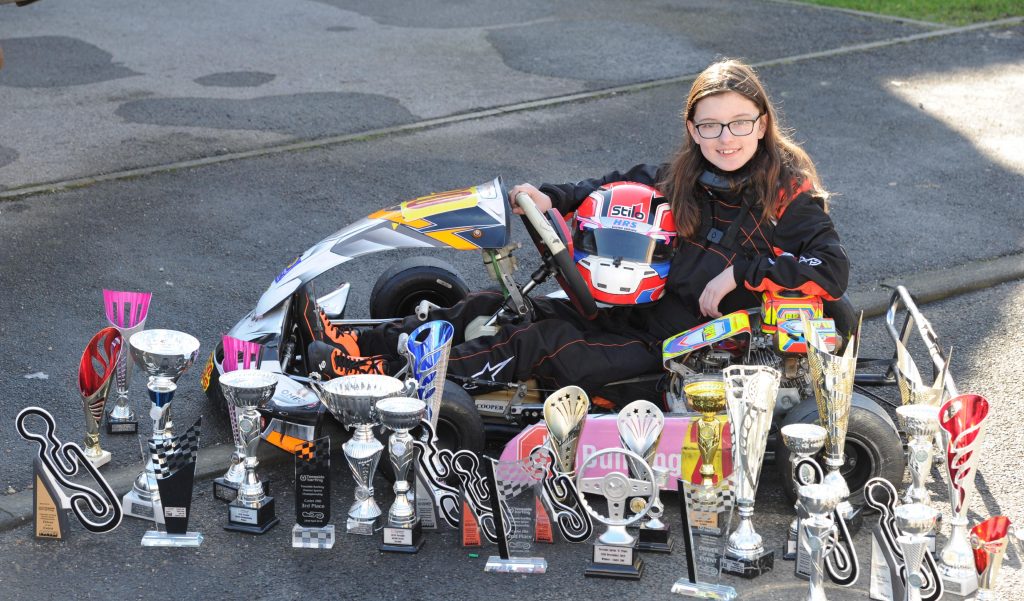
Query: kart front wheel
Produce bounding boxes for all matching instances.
[369,256,470,319]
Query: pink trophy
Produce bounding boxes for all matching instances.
[102,290,152,434]
[213,336,265,502]
[937,394,989,596]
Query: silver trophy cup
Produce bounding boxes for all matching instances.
[221,369,280,534]
[316,374,408,535]
[376,396,427,552]
[781,423,827,560]
[122,329,200,523]
[894,503,940,601]
[798,483,842,601]
[617,399,672,553]
[895,405,940,507]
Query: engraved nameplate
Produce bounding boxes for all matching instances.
[719,558,745,573]
[164,506,187,519]
[108,423,137,433]
[132,502,154,519]
[384,527,413,546]
[594,544,634,566]
[691,509,720,530]
[230,506,258,525]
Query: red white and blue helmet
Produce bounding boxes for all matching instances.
[571,182,677,306]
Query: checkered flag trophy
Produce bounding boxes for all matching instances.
[292,436,334,549]
[483,452,549,574]
[144,418,202,546]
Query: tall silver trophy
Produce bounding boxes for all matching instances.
[895,405,940,508]
[212,335,265,503]
[722,365,781,578]
[894,503,940,601]
[805,316,859,523]
[798,483,842,601]
[78,327,122,468]
[937,393,989,596]
[617,399,672,553]
[315,374,409,535]
[221,369,280,534]
[122,329,200,523]
[376,396,427,553]
[102,289,152,434]
[781,423,827,560]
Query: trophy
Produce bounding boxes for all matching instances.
[543,385,589,488]
[293,436,333,549]
[894,339,946,407]
[894,503,940,601]
[315,374,408,535]
[895,405,940,509]
[938,393,989,596]
[781,423,827,560]
[805,316,860,523]
[798,483,841,601]
[685,376,726,492]
[102,289,152,434]
[576,447,656,579]
[721,365,781,578]
[16,406,123,540]
[123,329,200,523]
[77,326,122,468]
[143,418,203,546]
[971,516,1013,601]
[377,396,427,553]
[220,368,280,534]
[616,399,672,553]
[483,451,550,573]
[672,475,737,599]
[213,335,266,502]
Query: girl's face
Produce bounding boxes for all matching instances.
[686,91,766,172]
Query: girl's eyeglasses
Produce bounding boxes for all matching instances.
[693,113,763,139]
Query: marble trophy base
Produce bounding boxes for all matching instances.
[721,549,774,578]
[380,522,424,553]
[225,496,280,534]
[585,543,644,580]
[212,478,270,503]
[292,524,335,549]
[485,557,548,574]
[637,524,674,553]
[122,488,164,524]
[142,531,203,547]
[938,565,979,597]
[85,450,112,469]
[671,580,738,600]
[346,514,381,536]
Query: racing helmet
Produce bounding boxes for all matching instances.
[571,181,677,305]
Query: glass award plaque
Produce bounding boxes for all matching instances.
[484,456,547,574]
[671,476,737,599]
[292,436,334,549]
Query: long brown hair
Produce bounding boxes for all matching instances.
[659,59,828,239]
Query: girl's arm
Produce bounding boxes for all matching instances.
[538,163,663,215]
[738,193,850,300]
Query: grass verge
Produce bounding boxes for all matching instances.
[795,0,1022,25]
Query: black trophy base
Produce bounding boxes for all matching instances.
[212,478,270,503]
[380,522,424,554]
[636,526,674,554]
[225,497,280,535]
[106,418,138,435]
[585,544,645,580]
[720,550,774,579]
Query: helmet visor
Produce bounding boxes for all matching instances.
[574,227,675,263]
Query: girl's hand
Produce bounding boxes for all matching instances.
[698,265,737,318]
[508,183,553,215]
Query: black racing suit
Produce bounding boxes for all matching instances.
[359,162,849,401]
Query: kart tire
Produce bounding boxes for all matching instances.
[774,393,905,507]
[369,256,470,319]
[434,380,485,452]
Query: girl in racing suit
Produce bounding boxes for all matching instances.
[306,59,849,404]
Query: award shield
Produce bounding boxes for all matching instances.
[16,407,123,540]
[221,368,281,534]
[102,289,152,434]
[781,423,827,561]
[617,399,672,553]
[292,436,333,548]
[484,453,550,574]
[576,447,656,580]
[377,396,427,553]
[971,516,1013,601]
[805,316,860,524]
[938,393,989,596]
[722,365,780,578]
[143,418,202,547]
[123,329,200,523]
[78,326,122,468]
[213,335,265,503]
[314,374,409,535]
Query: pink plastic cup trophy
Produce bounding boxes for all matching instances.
[102,289,152,434]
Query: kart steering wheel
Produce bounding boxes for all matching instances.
[514,192,598,319]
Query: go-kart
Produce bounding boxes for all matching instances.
[201,177,910,506]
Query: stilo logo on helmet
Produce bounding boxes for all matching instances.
[571,182,677,306]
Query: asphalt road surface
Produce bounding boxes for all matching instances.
[1,1,1022,599]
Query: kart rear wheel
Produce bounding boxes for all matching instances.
[434,380,485,452]
[369,256,470,319]
[774,394,905,507]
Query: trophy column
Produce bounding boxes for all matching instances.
[894,503,940,601]
[377,397,427,553]
[781,423,827,561]
[797,483,842,601]
[617,399,672,553]
[213,335,265,503]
